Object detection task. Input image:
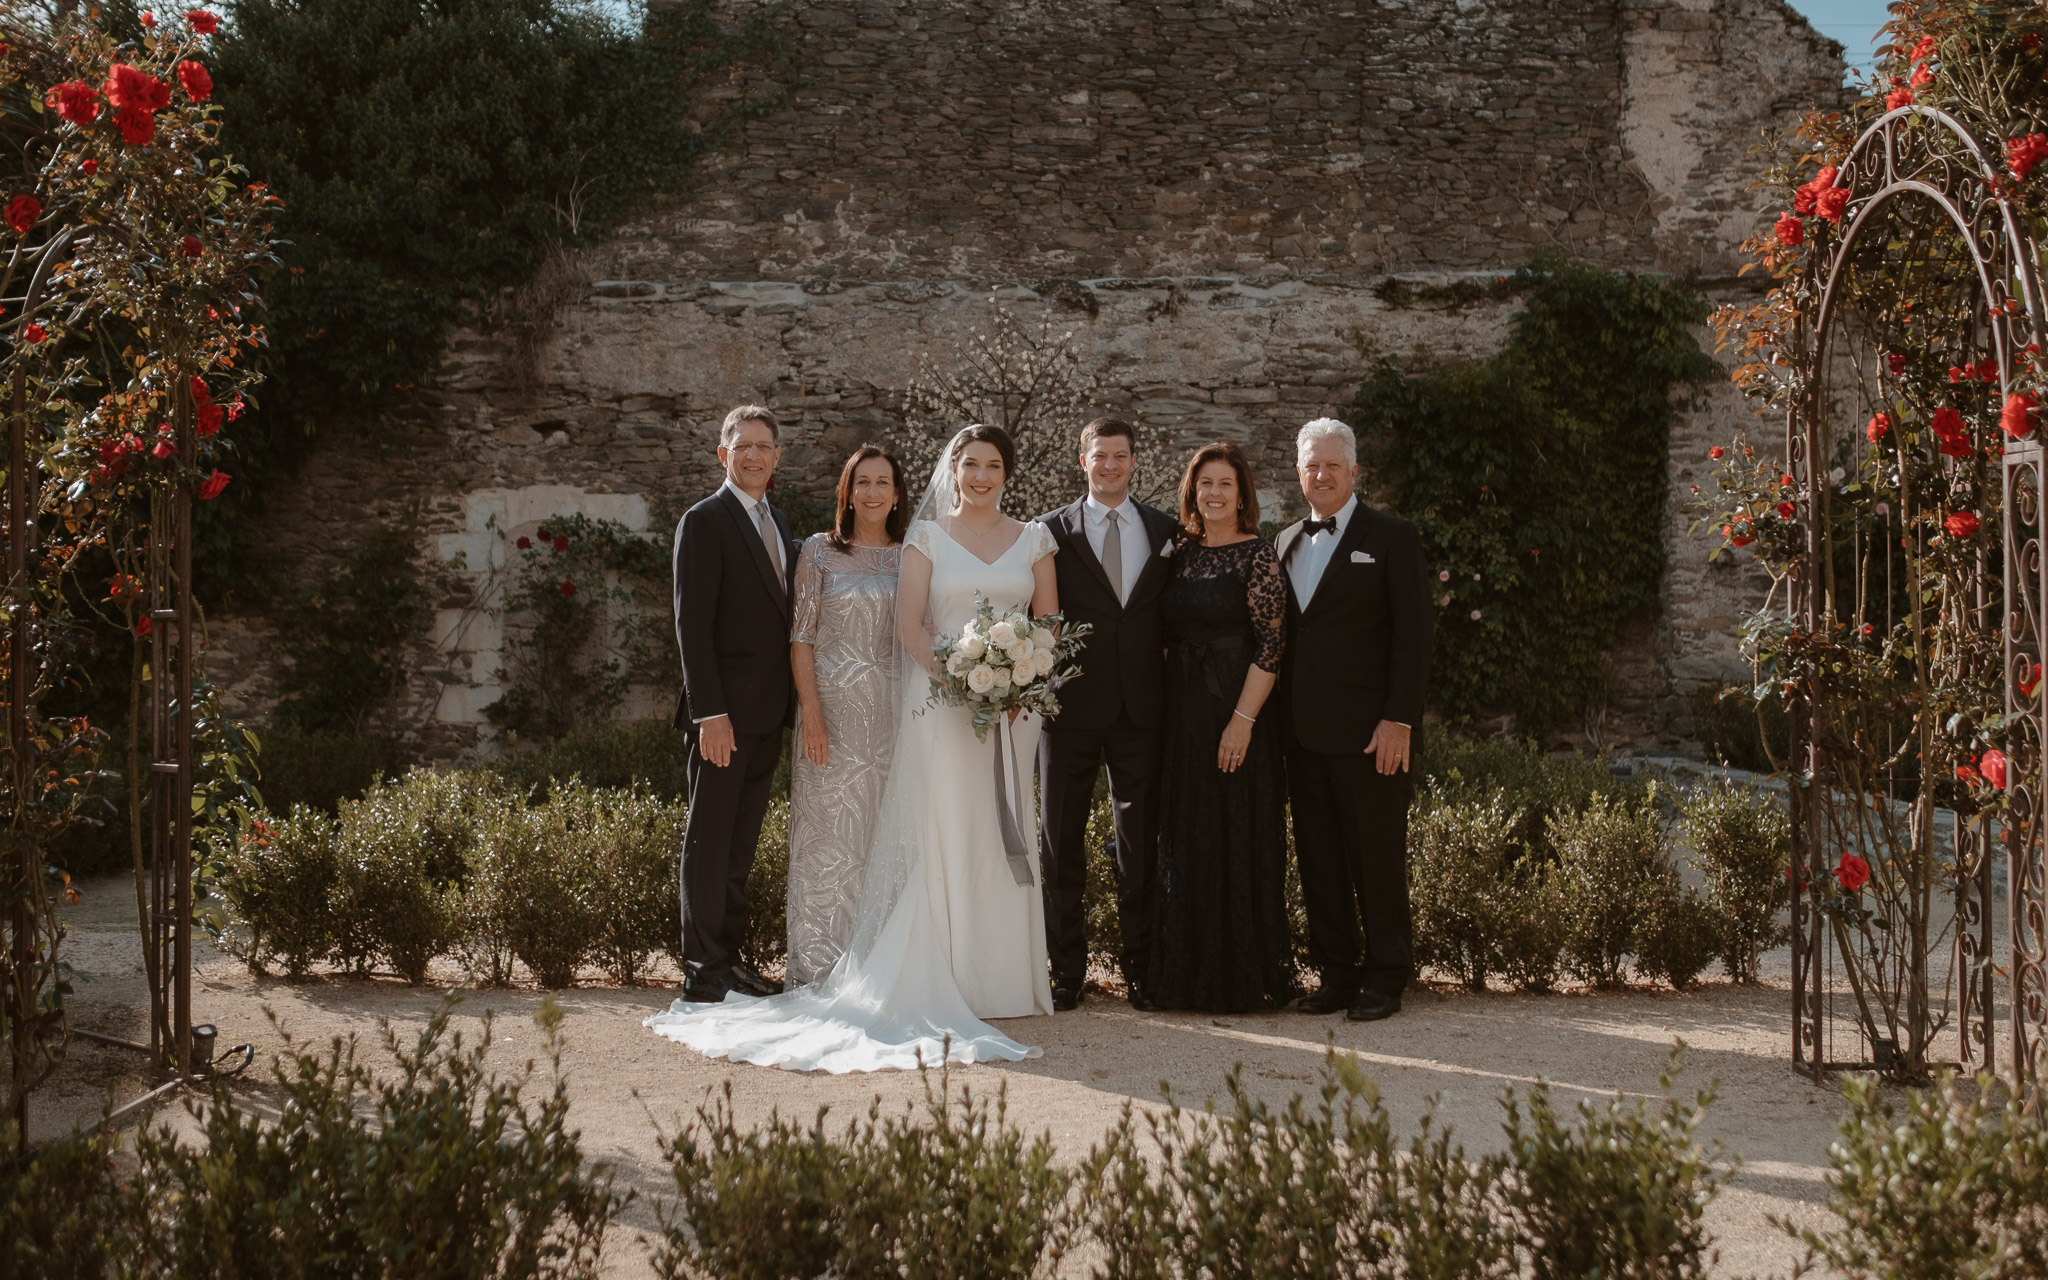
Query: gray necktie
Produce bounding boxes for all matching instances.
[755,500,784,588]
[1102,509,1125,604]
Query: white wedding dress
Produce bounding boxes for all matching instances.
[646,507,1056,1073]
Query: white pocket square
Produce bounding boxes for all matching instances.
[1158,541,1174,557]
[1351,551,1375,563]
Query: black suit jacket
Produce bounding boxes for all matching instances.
[672,485,798,735]
[1274,503,1433,754]
[1036,497,1179,733]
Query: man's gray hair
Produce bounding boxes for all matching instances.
[1296,417,1357,466]
[721,404,781,447]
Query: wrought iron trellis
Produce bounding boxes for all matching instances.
[1789,103,2045,1089]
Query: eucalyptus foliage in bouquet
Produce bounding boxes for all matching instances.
[925,595,1091,741]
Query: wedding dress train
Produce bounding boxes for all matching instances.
[645,515,1056,1073]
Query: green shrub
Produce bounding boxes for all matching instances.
[1422,733,1642,858]
[219,804,344,978]
[498,799,603,989]
[1493,857,1569,994]
[578,785,685,985]
[1787,1071,2048,1280]
[1636,881,1722,992]
[335,769,505,982]
[741,799,791,975]
[1551,789,1669,989]
[255,724,405,814]
[129,998,613,1279]
[454,796,538,987]
[1502,1049,1730,1280]
[1411,789,1528,991]
[0,1127,133,1280]
[1083,786,1121,973]
[1679,779,1790,983]
[654,1063,1074,1280]
[1688,684,1789,774]
[493,717,693,801]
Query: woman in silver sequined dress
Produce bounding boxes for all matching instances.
[785,446,908,985]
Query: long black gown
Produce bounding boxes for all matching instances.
[1147,535,1296,1012]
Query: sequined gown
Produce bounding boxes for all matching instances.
[1148,537,1295,1012]
[787,536,902,986]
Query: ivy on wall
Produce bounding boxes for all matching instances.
[1354,255,1719,738]
[276,519,434,733]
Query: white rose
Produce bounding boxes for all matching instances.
[1033,650,1057,678]
[1004,640,1033,664]
[946,650,973,676]
[966,664,997,694]
[1012,661,1035,687]
[1029,627,1055,650]
[988,620,1018,648]
[956,633,986,660]
[991,665,1013,691]
[1008,613,1031,635]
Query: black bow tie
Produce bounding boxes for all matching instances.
[1303,516,1338,536]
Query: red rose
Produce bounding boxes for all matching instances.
[1981,363,2001,383]
[1730,524,1756,548]
[186,8,218,33]
[1981,748,2009,790]
[151,437,175,459]
[21,322,45,344]
[1887,86,1915,110]
[1781,473,1795,487]
[1950,365,1967,382]
[189,374,211,403]
[552,535,568,552]
[195,403,223,436]
[5,195,38,236]
[1931,406,1972,458]
[139,10,156,26]
[136,616,153,637]
[197,469,230,500]
[1909,35,1937,62]
[2025,33,2043,50]
[2011,133,2048,180]
[178,235,201,259]
[1709,445,1725,459]
[80,159,97,176]
[1860,623,1874,636]
[1792,165,1837,215]
[559,580,576,597]
[115,105,154,146]
[2020,662,2043,697]
[516,535,532,550]
[1909,63,1935,87]
[104,64,170,113]
[1944,510,1981,539]
[1867,412,1892,442]
[2003,392,2038,438]
[45,80,99,125]
[1835,853,1871,892]
[1774,212,1804,246]
[176,60,211,103]
[1888,352,1906,375]
[1776,501,1796,519]
[1816,186,1851,223]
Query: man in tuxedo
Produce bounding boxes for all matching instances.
[1036,416,1179,1012]
[1274,418,1433,1022]
[672,405,798,1003]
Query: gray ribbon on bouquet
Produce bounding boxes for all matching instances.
[990,716,1035,887]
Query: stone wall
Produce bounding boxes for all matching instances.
[201,0,1842,756]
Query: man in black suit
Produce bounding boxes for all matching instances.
[1036,416,1180,1012]
[672,404,798,1002]
[1274,417,1433,1022]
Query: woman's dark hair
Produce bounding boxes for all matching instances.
[830,445,910,551]
[1178,441,1261,537]
[949,423,1017,478]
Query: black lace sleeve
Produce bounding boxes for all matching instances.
[1245,541,1287,672]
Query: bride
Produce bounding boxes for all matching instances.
[646,424,1060,1072]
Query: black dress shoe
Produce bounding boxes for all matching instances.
[1346,990,1402,1022]
[1126,981,1160,1012]
[1295,981,1359,1015]
[1051,985,1080,1012]
[727,962,783,997]
[681,974,731,1003]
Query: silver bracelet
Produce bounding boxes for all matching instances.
[1232,709,1257,724]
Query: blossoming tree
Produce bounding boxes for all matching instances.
[1,7,272,1140]
[1705,0,2048,1087]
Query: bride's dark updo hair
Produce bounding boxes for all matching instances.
[949,423,1016,477]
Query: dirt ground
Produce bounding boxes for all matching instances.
[32,874,1900,1279]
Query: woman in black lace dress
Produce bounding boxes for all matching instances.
[1147,442,1295,1012]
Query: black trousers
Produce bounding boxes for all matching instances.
[1038,714,1160,990]
[1286,743,1416,998]
[680,722,782,982]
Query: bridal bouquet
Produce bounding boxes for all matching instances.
[926,595,1092,741]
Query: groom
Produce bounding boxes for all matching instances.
[672,405,797,1003]
[1036,416,1179,1012]
[1275,417,1433,1022]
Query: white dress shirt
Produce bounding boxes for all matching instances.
[1288,493,1357,607]
[1082,492,1149,606]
